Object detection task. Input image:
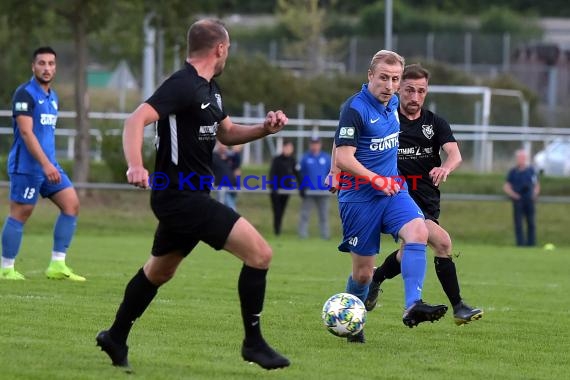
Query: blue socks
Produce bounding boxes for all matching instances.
[345,275,369,303]
[401,243,427,308]
[1,217,24,260]
[1,213,76,264]
[53,213,77,253]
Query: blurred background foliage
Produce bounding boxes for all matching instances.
[0,0,567,179]
[0,1,554,97]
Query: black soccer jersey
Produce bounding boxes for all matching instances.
[397,109,456,218]
[146,62,227,192]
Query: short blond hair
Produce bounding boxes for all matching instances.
[369,50,405,72]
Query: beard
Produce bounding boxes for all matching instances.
[35,74,52,85]
[402,103,420,115]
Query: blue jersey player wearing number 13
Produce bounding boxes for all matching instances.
[332,50,447,342]
[1,47,84,281]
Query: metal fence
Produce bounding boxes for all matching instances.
[2,103,570,174]
[233,32,570,108]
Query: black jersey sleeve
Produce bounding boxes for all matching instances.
[334,105,363,148]
[433,113,456,146]
[145,73,194,118]
[12,87,35,117]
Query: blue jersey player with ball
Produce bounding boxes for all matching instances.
[331,50,447,342]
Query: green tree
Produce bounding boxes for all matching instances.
[479,6,541,37]
[0,0,116,185]
[0,1,201,184]
[55,1,118,186]
[218,53,361,119]
[404,0,570,17]
[91,1,206,85]
[0,3,59,106]
[276,0,346,76]
[358,1,472,35]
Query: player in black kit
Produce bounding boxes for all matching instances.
[96,19,290,371]
[364,64,483,325]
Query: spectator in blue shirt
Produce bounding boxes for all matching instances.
[298,137,331,240]
[503,149,540,246]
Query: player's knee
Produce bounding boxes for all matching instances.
[12,210,33,223]
[431,232,452,257]
[143,261,178,286]
[248,242,273,269]
[10,203,34,223]
[434,241,452,257]
[406,219,428,243]
[61,200,80,216]
[147,267,176,286]
[353,271,371,285]
[351,265,373,284]
[69,204,80,216]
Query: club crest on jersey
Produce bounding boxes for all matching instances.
[215,93,222,110]
[422,124,434,139]
[339,126,355,139]
[14,102,28,111]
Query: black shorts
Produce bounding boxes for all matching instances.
[409,192,440,223]
[150,190,241,256]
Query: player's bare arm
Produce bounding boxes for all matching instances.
[430,141,462,186]
[325,142,341,193]
[217,110,288,146]
[335,145,400,196]
[16,114,60,184]
[123,103,159,189]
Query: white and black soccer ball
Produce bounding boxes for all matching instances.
[321,292,367,337]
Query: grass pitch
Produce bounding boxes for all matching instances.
[1,230,568,379]
[0,188,568,379]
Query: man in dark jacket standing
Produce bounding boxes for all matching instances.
[269,140,297,235]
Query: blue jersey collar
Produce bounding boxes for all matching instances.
[30,76,51,96]
[361,84,398,113]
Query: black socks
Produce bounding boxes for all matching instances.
[372,249,401,284]
[374,251,463,307]
[109,268,159,345]
[434,256,461,306]
[238,264,268,346]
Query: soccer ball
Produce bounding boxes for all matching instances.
[321,292,366,337]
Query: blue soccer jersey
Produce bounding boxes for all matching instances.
[8,77,59,175]
[334,84,402,202]
[299,151,332,190]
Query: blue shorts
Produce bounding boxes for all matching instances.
[338,191,424,256]
[9,169,73,205]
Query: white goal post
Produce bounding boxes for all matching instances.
[427,85,529,172]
